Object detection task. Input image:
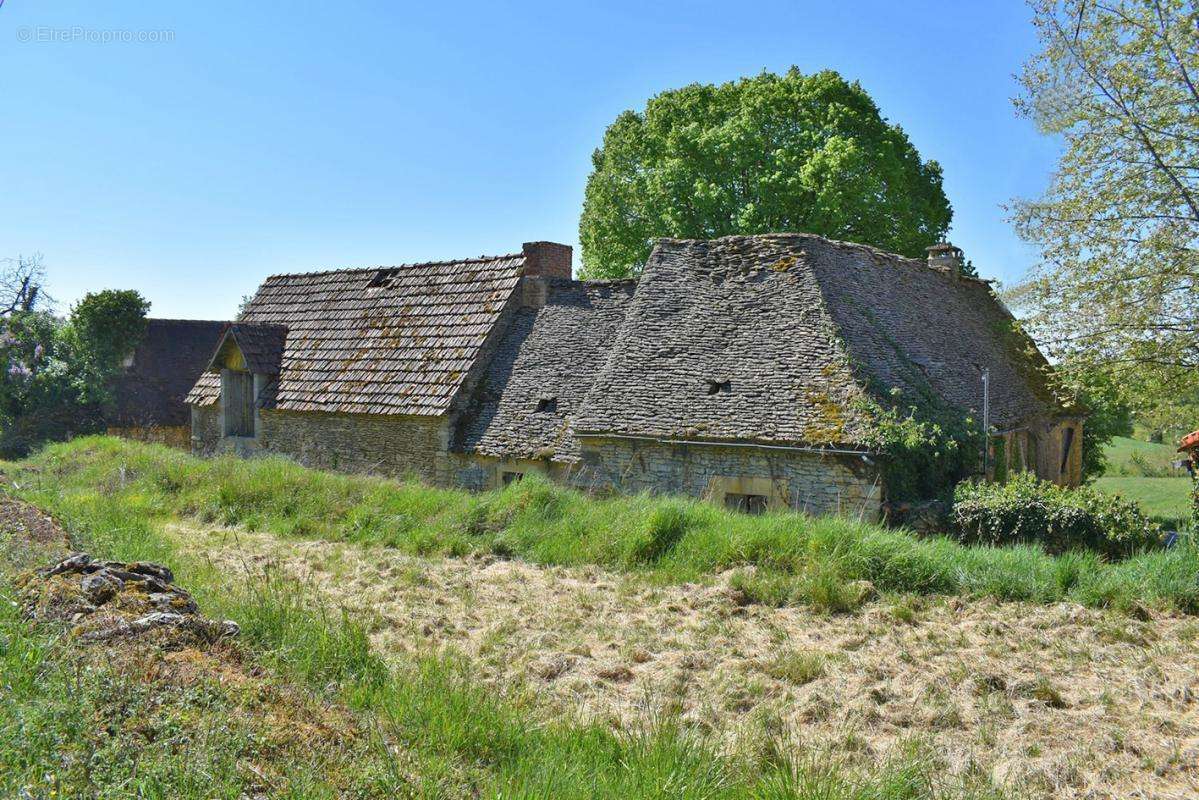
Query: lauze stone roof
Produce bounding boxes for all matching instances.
[573,236,877,448]
[456,278,637,462]
[186,233,1069,457]
[107,319,228,428]
[573,234,1064,450]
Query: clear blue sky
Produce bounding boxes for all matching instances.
[0,0,1059,320]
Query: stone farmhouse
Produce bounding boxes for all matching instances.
[184,235,1082,518]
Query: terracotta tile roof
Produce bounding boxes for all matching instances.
[574,234,1065,449]
[105,319,229,427]
[456,278,637,462]
[187,254,525,415]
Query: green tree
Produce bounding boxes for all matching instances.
[62,289,150,403]
[578,69,952,278]
[0,278,149,457]
[1068,368,1135,481]
[1012,0,1199,421]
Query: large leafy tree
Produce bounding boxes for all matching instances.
[1012,0,1199,429]
[0,259,150,456]
[61,289,151,404]
[579,69,952,278]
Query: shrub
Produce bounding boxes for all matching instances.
[951,472,1161,558]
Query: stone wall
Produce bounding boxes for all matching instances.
[191,403,883,518]
[447,453,574,492]
[190,405,447,481]
[989,417,1084,488]
[572,436,882,519]
[191,406,221,455]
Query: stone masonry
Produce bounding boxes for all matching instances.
[573,437,882,518]
[193,405,447,482]
[186,234,1082,517]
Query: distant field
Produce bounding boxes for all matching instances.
[1096,437,1192,529]
[1103,435,1184,476]
[1094,476,1192,528]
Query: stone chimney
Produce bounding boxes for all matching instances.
[522,241,572,279]
[926,241,965,279]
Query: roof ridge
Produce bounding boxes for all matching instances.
[577,277,640,287]
[147,318,229,325]
[262,252,526,281]
[228,321,287,329]
[654,232,927,267]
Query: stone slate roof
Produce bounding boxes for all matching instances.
[221,323,287,375]
[807,235,1060,432]
[456,278,637,462]
[573,234,1063,449]
[105,319,228,427]
[186,254,525,415]
[187,323,289,408]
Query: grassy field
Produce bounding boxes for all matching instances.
[0,441,1010,799]
[1101,435,1182,476]
[9,436,1199,613]
[5,437,1199,797]
[1094,436,1192,529]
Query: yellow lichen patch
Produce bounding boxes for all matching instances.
[801,389,848,445]
[770,256,797,272]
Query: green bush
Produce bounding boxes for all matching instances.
[951,472,1161,558]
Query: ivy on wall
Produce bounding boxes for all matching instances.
[856,385,981,502]
[991,436,1008,485]
[836,300,984,503]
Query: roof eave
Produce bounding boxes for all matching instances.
[572,430,876,456]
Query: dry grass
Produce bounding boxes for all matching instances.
[166,521,1199,800]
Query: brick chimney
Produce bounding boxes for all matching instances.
[926,241,965,279]
[522,241,572,279]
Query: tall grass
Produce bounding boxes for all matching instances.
[12,435,1199,613]
[1,441,1012,799]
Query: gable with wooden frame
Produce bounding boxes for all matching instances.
[201,323,287,441]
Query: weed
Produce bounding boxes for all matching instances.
[1029,677,1068,709]
[761,649,827,685]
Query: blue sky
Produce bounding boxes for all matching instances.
[0,1,1059,319]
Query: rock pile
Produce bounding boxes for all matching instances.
[18,552,239,647]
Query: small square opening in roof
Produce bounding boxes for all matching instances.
[536,397,558,413]
[705,379,731,396]
[367,269,398,288]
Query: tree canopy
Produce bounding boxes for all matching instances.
[578,69,953,278]
[1012,0,1199,430]
[0,259,149,456]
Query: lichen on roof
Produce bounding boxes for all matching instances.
[573,233,1070,449]
[187,253,527,416]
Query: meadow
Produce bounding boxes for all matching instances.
[1094,436,1192,529]
[4,436,1199,798]
[10,436,1199,614]
[1,438,1015,800]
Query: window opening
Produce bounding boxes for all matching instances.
[724,492,767,515]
